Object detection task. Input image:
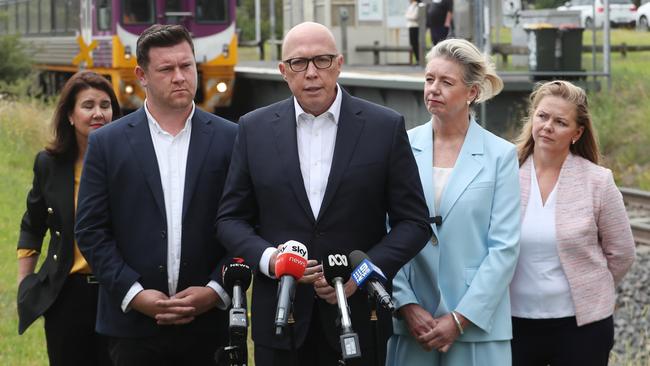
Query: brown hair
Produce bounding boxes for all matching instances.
[45,71,121,159]
[136,24,195,69]
[515,80,599,166]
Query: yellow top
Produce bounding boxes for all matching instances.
[17,160,92,274]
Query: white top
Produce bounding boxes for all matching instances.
[510,160,575,318]
[121,101,229,311]
[259,85,343,278]
[405,2,419,28]
[433,166,453,213]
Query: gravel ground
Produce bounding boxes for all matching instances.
[612,247,650,366]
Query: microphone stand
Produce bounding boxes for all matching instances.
[215,285,248,366]
[368,297,380,366]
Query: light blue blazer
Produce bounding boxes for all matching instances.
[392,119,521,342]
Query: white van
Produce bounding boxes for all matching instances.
[557,0,637,28]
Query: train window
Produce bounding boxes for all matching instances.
[67,0,79,31]
[7,2,16,33]
[40,0,51,33]
[29,0,39,34]
[17,0,27,33]
[97,0,111,31]
[122,0,155,25]
[53,0,66,32]
[196,0,227,23]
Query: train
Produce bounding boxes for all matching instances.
[0,0,237,111]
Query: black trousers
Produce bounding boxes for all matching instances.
[254,305,386,366]
[408,27,419,63]
[511,316,614,366]
[43,273,111,366]
[430,26,449,46]
[108,329,224,366]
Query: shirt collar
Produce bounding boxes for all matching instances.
[293,83,342,125]
[144,99,195,136]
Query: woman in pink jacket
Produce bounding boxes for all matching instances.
[510,80,636,366]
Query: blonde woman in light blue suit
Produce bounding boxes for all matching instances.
[386,39,521,366]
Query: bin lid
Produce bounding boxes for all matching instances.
[524,23,555,29]
[558,23,584,30]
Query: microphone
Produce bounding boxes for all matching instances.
[274,240,308,336]
[221,258,252,365]
[322,253,362,360]
[349,250,395,313]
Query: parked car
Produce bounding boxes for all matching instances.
[637,1,650,30]
[558,0,637,28]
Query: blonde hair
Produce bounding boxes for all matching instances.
[515,80,600,166]
[426,38,503,104]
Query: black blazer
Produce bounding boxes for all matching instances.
[17,151,76,334]
[75,108,237,337]
[216,90,432,353]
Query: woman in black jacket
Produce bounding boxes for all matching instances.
[17,71,121,366]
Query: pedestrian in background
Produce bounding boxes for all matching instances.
[510,80,636,366]
[17,70,121,366]
[406,0,422,64]
[426,0,453,46]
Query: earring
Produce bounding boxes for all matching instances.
[467,100,471,106]
[571,139,576,145]
[70,121,74,126]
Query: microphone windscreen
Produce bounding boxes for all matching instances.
[322,253,351,286]
[349,250,369,268]
[349,250,388,287]
[222,258,252,292]
[275,240,308,279]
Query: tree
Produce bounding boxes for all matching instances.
[0,34,32,84]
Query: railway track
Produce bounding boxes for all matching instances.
[620,187,650,247]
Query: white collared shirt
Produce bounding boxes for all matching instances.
[258,85,343,277]
[121,101,229,311]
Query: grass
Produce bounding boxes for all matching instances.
[0,98,51,365]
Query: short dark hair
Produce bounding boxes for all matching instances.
[136,24,195,69]
[46,71,122,160]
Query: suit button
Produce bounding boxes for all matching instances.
[161,231,166,239]
[158,265,165,273]
[47,207,54,214]
[431,234,438,246]
[53,254,58,261]
[55,231,61,237]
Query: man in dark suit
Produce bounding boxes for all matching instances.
[75,24,237,365]
[216,22,432,366]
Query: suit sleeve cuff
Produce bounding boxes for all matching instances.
[259,247,277,279]
[206,280,231,310]
[121,282,144,313]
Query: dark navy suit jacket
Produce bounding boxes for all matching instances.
[216,89,432,356]
[76,107,237,337]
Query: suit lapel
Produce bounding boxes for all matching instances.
[317,92,364,222]
[124,109,166,221]
[271,100,315,223]
[182,110,214,220]
[438,120,484,219]
[411,122,438,237]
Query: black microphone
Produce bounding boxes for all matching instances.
[349,250,395,313]
[221,258,252,365]
[322,253,362,360]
